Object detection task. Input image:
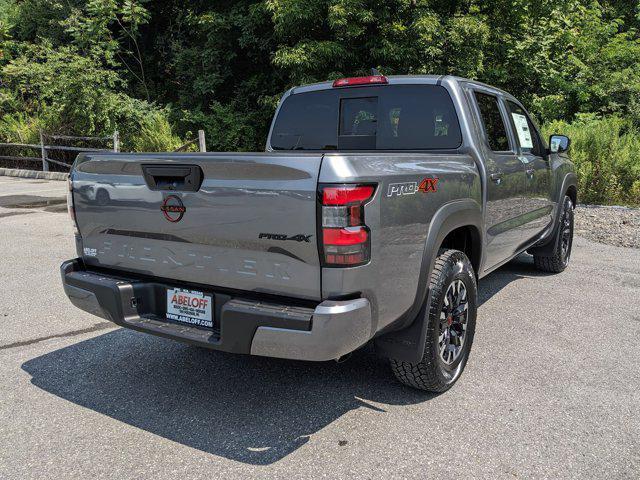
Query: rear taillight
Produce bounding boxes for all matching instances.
[67,175,79,235]
[319,184,375,266]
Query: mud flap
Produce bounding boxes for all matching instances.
[373,288,433,364]
[527,216,561,257]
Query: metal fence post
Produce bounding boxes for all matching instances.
[198,130,206,153]
[113,131,120,152]
[39,131,48,172]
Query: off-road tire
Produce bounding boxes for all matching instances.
[390,249,477,392]
[533,195,574,273]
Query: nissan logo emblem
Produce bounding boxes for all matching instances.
[160,195,186,223]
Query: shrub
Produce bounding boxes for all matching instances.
[0,112,39,143]
[130,109,183,153]
[0,42,188,152]
[543,115,640,206]
[177,102,272,152]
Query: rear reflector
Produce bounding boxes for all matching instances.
[324,251,369,266]
[332,75,388,88]
[319,184,375,267]
[323,229,370,265]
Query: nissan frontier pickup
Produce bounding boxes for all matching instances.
[61,74,576,391]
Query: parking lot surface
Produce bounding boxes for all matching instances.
[0,178,639,479]
[0,176,68,211]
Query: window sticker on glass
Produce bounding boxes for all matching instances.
[511,113,534,149]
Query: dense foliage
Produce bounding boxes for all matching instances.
[1,0,639,204]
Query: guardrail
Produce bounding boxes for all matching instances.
[0,129,207,172]
[0,131,119,171]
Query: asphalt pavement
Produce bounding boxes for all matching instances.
[0,177,638,479]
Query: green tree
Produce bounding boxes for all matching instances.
[1,0,639,202]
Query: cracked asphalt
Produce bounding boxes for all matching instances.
[0,177,639,479]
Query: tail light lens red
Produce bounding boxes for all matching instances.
[319,184,375,266]
[322,185,375,205]
[323,227,369,245]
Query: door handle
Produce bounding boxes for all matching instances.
[490,173,503,184]
[142,164,203,192]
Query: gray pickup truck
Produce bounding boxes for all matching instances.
[61,74,576,392]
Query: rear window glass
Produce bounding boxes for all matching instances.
[474,92,510,152]
[271,85,462,150]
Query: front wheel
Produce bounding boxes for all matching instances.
[390,249,477,392]
[533,195,574,273]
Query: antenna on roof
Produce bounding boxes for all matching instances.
[371,68,382,76]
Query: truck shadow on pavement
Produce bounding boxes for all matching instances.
[477,253,550,306]
[21,254,541,465]
[21,334,431,465]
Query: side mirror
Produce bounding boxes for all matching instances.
[549,134,570,154]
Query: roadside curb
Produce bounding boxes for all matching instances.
[0,168,67,181]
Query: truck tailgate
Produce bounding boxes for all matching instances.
[72,152,323,300]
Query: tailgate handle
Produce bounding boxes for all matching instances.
[142,165,203,192]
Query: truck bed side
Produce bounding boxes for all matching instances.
[319,152,481,334]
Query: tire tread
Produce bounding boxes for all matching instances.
[533,195,573,273]
[390,249,475,392]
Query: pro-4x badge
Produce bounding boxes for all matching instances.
[387,177,439,197]
[259,233,312,243]
[418,177,439,192]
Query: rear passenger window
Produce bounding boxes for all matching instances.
[474,92,510,152]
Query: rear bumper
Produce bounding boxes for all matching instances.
[61,258,373,361]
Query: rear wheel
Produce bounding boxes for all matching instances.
[390,249,477,392]
[95,188,110,206]
[533,195,574,273]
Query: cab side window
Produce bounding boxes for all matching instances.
[506,101,544,157]
[474,92,510,152]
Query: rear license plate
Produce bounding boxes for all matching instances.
[166,288,213,328]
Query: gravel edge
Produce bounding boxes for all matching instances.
[575,205,639,249]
